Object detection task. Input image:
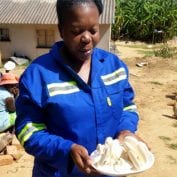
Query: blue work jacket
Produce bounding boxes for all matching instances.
[15,41,139,177]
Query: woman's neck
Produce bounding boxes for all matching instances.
[60,47,91,84]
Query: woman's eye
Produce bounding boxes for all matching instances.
[72,30,81,35]
[90,29,98,35]
[91,30,96,35]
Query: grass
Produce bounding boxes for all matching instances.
[159,136,177,150]
[154,44,177,58]
[137,50,155,57]
[149,81,163,85]
[159,136,171,142]
[116,42,161,49]
[119,44,150,49]
[116,41,177,58]
[167,143,177,150]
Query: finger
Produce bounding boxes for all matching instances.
[89,166,102,176]
[82,156,102,176]
[79,148,92,165]
[118,131,135,142]
[131,134,151,150]
[84,167,100,176]
[85,167,91,174]
[71,145,86,166]
[74,153,85,169]
[73,147,92,173]
[125,134,151,150]
[83,155,92,166]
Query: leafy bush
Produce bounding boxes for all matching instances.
[154,44,177,58]
[112,0,177,42]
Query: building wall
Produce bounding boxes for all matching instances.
[0,24,60,61]
[0,24,111,62]
[99,24,111,51]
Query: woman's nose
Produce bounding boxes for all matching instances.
[80,32,91,43]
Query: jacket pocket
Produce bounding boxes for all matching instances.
[104,84,124,120]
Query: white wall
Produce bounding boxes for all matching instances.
[0,24,60,61]
[0,24,111,62]
[99,24,111,51]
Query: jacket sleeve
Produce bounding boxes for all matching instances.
[117,63,139,133]
[15,76,74,172]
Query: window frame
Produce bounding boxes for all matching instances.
[0,28,10,41]
[36,29,55,48]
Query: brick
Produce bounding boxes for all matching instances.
[0,154,13,166]
[0,133,6,139]
[13,143,24,151]
[12,136,23,150]
[0,133,13,152]
[12,136,20,145]
[5,145,22,160]
[6,145,18,155]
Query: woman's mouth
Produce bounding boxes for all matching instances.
[80,49,92,57]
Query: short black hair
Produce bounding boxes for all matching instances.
[56,0,103,25]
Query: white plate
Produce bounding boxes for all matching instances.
[90,151,155,176]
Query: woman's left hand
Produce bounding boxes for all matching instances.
[117,130,150,149]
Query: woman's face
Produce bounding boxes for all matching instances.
[6,84,19,97]
[59,2,100,63]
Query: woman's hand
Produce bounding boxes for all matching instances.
[70,144,100,176]
[117,130,150,149]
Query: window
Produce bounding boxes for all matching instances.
[0,28,10,41]
[36,29,55,48]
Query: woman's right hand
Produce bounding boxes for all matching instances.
[70,144,100,176]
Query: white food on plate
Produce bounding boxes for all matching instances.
[123,136,151,170]
[91,136,153,172]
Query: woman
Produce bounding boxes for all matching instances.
[15,0,143,176]
[0,73,19,133]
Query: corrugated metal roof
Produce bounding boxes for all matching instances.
[0,0,115,25]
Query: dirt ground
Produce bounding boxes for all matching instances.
[0,40,177,177]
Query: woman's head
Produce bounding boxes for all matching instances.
[56,0,103,63]
[0,73,19,97]
[56,0,103,26]
[4,84,19,98]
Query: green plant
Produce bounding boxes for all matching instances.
[149,81,163,85]
[137,49,154,57]
[159,136,177,150]
[159,136,171,142]
[154,44,177,58]
[167,143,177,150]
[112,0,177,42]
[111,0,124,40]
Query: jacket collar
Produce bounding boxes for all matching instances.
[50,41,105,88]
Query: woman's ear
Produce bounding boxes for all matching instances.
[58,24,63,38]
